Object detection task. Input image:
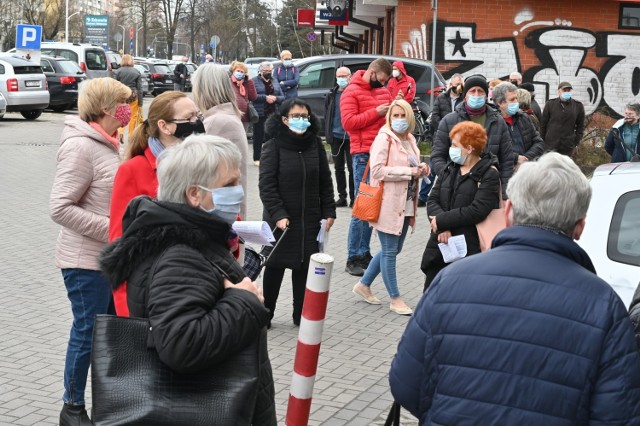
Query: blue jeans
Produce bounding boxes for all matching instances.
[360,217,411,298]
[347,153,373,260]
[62,268,114,405]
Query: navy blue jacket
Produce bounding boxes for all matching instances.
[274,63,300,99]
[605,119,640,162]
[251,76,285,117]
[390,226,640,425]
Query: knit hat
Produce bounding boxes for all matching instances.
[463,75,489,97]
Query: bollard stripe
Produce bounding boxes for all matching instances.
[298,317,325,345]
[286,395,313,426]
[307,269,332,293]
[293,341,321,377]
[289,371,316,399]
[301,289,329,321]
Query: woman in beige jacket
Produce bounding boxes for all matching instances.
[352,100,430,315]
[192,64,249,219]
[49,77,131,426]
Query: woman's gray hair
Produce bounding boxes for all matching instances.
[506,152,591,235]
[516,88,531,110]
[192,65,241,117]
[492,82,518,105]
[259,61,273,72]
[156,134,242,204]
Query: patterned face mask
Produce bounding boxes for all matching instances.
[108,104,132,127]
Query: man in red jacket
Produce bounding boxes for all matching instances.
[340,57,393,276]
[387,60,416,103]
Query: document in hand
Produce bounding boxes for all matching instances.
[317,219,330,253]
[438,235,467,263]
[232,221,276,246]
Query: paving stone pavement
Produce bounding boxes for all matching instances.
[0,109,428,425]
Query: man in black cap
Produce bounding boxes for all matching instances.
[431,74,514,198]
[541,81,585,156]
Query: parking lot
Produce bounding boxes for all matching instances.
[0,106,430,425]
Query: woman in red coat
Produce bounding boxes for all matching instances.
[109,90,202,316]
[229,61,258,133]
[387,61,416,103]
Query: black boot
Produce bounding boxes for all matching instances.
[59,403,92,426]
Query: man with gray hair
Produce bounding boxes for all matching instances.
[390,152,640,424]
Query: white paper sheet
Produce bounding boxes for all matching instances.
[438,234,467,263]
[232,221,276,246]
[317,219,330,253]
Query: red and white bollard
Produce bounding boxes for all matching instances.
[286,253,334,426]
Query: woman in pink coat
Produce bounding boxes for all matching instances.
[352,99,430,315]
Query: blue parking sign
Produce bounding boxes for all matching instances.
[16,25,42,50]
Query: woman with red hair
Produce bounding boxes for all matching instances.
[420,121,501,291]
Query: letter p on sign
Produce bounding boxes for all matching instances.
[16,24,43,50]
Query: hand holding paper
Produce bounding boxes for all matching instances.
[232,221,276,246]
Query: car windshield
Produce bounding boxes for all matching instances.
[154,64,171,73]
[13,65,43,75]
[57,60,83,74]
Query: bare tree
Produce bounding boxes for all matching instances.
[119,0,162,56]
[21,0,64,41]
[160,0,186,58]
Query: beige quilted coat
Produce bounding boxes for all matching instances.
[49,116,120,271]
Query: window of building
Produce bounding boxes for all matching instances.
[619,4,640,29]
[608,190,640,266]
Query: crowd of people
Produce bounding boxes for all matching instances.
[48,52,640,425]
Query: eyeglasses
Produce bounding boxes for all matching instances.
[165,113,203,124]
[288,113,310,119]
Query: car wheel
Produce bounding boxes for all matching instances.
[0,113,4,120]
[21,110,43,120]
[152,91,158,97]
[51,105,68,113]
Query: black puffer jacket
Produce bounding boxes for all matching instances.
[630,284,640,350]
[423,154,500,264]
[432,103,513,198]
[430,90,463,136]
[259,114,336,269]
[100,197,276,425]
[505,111,545,165]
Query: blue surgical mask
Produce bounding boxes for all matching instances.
[449,146,466,165]
[283,60,292,67]
[561,92,572,101]
[288,117,311,134]
[467,95,486,109]
[199,185,244,224]
[506,102,520,116]
[391,118,409,134]
[336,77,348,88]
[233,71,245,80]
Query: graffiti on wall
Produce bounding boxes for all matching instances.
[402,7,640,116]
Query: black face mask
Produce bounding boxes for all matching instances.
[262,72,272,80]
[510,80,519,86]
[370,76,384,89]
[174,119,205,139]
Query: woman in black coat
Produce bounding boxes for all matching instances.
[259,98,336,327]
[421,121,500,291]
[100,136,276,425]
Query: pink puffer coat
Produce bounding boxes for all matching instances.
[368,127,420,235]
[49,116,120,271]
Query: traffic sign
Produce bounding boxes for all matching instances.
[16,25,42,50]
[210,35,220,48]
[114,33,123,42]
[130,27,134,39]
[306,32,317,42]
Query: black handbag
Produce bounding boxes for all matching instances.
[248,102,260,124]
[91,315,261,425]
[384,402,401,426]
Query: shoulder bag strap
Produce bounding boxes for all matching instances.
[362,138,393,186]
[477,165,503,207]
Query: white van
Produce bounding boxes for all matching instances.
[578,162,640,309]
[39,42,110,79]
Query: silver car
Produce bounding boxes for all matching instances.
[0,54,50,120]
[0,92,7,119]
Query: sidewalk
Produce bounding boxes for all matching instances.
[0,134,427,424]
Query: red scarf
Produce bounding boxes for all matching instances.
[231,75,246,97]
[89,121,120,150]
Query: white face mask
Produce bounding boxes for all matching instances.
[392,69,401,78]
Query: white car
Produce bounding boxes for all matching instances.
[0,92,6,119]
[578,162,640,309]
[0,54,50,120]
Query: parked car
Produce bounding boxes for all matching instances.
[0,92,6,119]
[106,51,122,71]
[0,54,49,120]
[40,55,86,112]
[244,57,278,65]
[38,42,110,79]
[288,54,446,135]
[134,64,151,96]
[578,161,640,309]
[134,58,173,96]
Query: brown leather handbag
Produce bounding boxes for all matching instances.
[352,139,391,223]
